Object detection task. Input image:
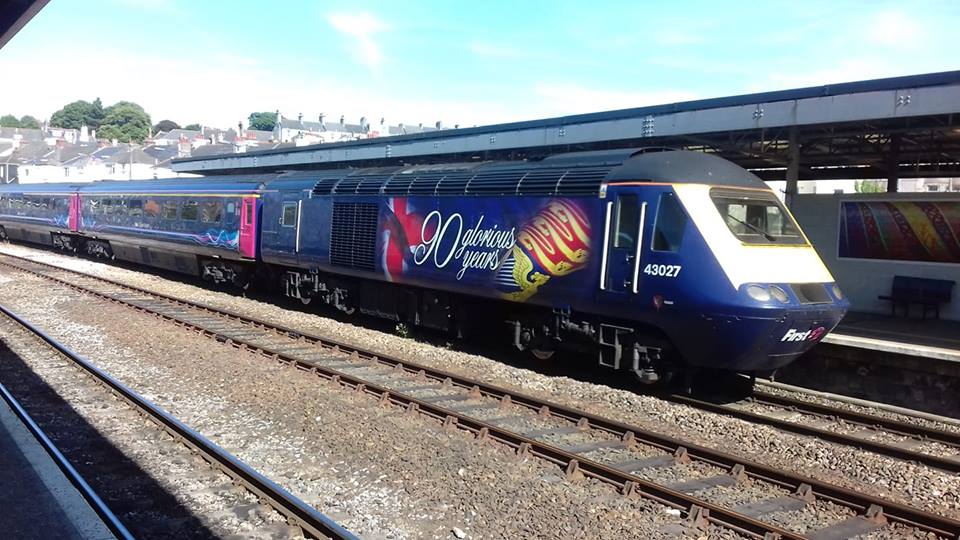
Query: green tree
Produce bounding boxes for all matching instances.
[97,102,151,143]
[854,180,884,193]
[0,114,20,127]
[247,111,277,131]
[153,119,180,133]
[18,115,40,129]
[183,123,202,131]
[50,98,105,129]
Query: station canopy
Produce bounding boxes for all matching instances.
[0,0,48,49]
[173,71,960,182]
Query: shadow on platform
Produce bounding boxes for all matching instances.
[832,311,960,352]
[0,339,218,539]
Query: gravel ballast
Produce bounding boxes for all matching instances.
[1,243,958,522]
[0,268,743,539]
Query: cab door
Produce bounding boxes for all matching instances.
[600,190,648,295]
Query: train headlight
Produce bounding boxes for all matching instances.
[769,285,790,303]
[831,284,844,300]
[746,285,771,302]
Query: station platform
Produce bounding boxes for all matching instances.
[0,389,119,540]
[778,311,960,417]
[824,311,960,362]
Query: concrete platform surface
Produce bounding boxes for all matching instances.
[0,393,117,540]
[825,311,960,361]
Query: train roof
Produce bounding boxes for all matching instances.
[77,175,272,194]
[264,149,766,197]
[0,183,85,194]
[0,175,273,195]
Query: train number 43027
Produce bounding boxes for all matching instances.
[642,264,682,277]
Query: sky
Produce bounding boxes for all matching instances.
[1,0,958,130]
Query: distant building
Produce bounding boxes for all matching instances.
[273,113,438,145]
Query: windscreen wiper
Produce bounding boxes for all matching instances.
[727,215,777,242]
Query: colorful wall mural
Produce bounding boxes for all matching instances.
[838,200,960,263]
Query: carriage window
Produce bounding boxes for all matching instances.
[201,201,223,223]
[144,199,161,217]
[652,192,688,252]
[226,202,236,215]
[710,189,805,245]
[162,200,179,219]
[128,199,143,217]
[181,200,199,221]
[613,195,638,249]
[281,202,297,227]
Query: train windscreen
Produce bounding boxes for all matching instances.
[710,189,806,245]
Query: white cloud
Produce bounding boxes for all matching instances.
[0,44,519,131]
[651,31,703,46]
[866,10,922,46]
[327,12,388,74]
[468,41,525,59]
[531,83,698,116]
[754,59,893,91]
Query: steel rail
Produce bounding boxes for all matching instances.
[0,301,356,540]
[0,380,134,540]
[750,390,960,447]
[2,252,960,538]
[664,392,960,473]
[0,255,799,539]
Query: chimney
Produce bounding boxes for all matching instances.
[435,121,443,130]
[298,113,303,127]
[238,121,243,139]
[340,114,345,126]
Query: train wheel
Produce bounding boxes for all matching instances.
[531,348,555,360]
[299,296,312,305]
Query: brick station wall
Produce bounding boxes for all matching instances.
[780,343,960,417]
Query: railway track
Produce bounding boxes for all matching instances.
[667,389,960,474]
[0,376,134,540]
[1,251,959,539]
[0,299,355,540]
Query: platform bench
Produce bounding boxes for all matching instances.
[878,275,955,319]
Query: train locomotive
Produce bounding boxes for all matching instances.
[0,149,848,381]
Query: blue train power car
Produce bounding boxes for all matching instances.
[0,149,848,381]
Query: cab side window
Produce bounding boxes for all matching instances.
[281,202,297,227]
[613,195,639,249]
[652,192,687,252]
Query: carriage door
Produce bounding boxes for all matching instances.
[68,193,81,232]
[239,196,258,259]
[600,192,647,294]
